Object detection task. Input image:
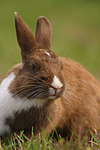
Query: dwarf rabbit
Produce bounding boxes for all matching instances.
[0,12,100,139]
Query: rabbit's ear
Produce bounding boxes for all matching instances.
[14,12,37,62]
[35,17,52,50]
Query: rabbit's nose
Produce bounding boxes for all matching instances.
[51,75,63,89]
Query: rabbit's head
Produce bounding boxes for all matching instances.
[9,13,65,103]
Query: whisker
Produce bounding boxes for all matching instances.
[11,82,50,91]
[62,46,73,57]
[67,85,93,94]
[13,87,46,99]
[13,85,45,91]
[13,88,42,97]
[21,75,46,83]
[27,89,46,99]
[62,94,68,101]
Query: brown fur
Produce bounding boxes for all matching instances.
[4,13,100,139]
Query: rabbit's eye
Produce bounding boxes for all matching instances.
[32,65,37,71]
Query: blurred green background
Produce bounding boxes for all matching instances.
[0,0,100,81]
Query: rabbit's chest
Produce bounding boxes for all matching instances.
[5,106,50,135]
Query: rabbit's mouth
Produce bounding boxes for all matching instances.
[48,86,64,99]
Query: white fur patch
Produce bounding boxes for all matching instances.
[51,75,63,89]
[0,73,15,135]
[0,73,47,136]
[44,52,50,56]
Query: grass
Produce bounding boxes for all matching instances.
[0,0,100,149]
[1,130,100,150]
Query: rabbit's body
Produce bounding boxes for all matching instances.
[1,57,100,137]
[0,13,100,138]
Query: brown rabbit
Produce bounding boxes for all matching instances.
[0,12,100,139]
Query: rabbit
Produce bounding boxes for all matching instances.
[0,12,100,139]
